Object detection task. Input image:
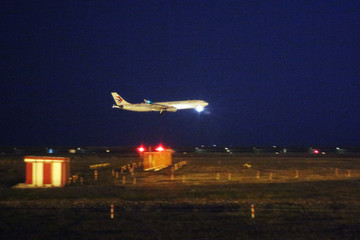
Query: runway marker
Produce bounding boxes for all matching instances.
[216,173,220,181]
[295,170,299,178]
[115,171,119,179]
[335,168,339,176]
[122,176,126,184]
[94,170,98,181]
[182,175,186,183]
[170,174,174,181]
[347,169,351,177]
[256,171,260,179]
[110,204,114,219]
[251,205,255,219]
[228,173,232,181]
[269,172,273,180]
[133,177,136,185]
[112,169,115,176]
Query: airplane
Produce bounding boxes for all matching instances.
[111,92,208,114]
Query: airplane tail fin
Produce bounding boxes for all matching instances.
[111,92,130,105]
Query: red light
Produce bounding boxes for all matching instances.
[137,146,145,153]
[314,149,319,154]
[156,145,164,152]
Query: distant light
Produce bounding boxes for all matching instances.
[195,106,204,112]
[225,147,228,150]
[156,145,164,152]
[137,146,145,153]
[213,144,216,147]
[336,147,340,150]
[146,100,151,104]
[314,149,319,154]
[48,148,53,154]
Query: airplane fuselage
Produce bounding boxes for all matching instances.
[114,100,208,112]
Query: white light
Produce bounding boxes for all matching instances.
[195,106,204,112]
[52,162,62,187]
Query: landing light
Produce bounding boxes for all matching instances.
[195,106,204,112]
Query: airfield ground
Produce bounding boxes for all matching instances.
[0,153,359,239]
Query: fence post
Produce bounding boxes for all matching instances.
[216,173,220,181]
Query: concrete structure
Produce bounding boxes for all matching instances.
[24,156,70,187]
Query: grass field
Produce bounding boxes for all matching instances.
[0,153,359,239]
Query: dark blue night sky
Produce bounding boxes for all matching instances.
[1,0,360,147]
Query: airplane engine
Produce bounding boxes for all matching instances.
[166,107,177,112]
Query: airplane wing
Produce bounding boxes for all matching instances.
[147,103,177,112]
